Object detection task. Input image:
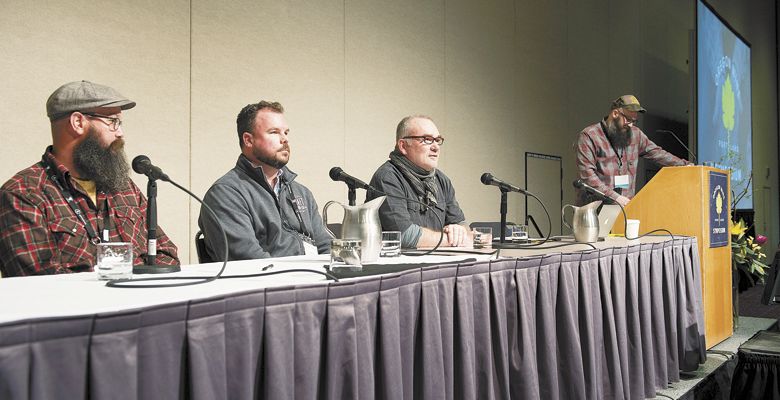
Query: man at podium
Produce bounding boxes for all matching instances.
[575,94,692,206]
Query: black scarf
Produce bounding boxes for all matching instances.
[389,149,438,207]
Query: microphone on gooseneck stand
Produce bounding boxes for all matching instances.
[481,172,552,245]
[655,130,698,164]
[131,156,180,274]
[480,173,529,195]
[132,155,170,182]
[328,167,372,190]
[329,167,373,206]
[573,179,612,202]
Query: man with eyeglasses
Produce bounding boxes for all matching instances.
[198,101,331,260]
[366,115,470,248]
[0,81,180,276]
[575,95,692,206]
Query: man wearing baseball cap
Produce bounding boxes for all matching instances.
[574,95,692,206]
[0,80,179,276]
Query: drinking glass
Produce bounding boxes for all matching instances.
[511,224,529,241]
[96,242,133,280]
[380,231,401,257]
[473,227,493,249]
[330,239,362,270]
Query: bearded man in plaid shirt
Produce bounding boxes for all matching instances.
[0,81,180,276]
[575,95,693,206]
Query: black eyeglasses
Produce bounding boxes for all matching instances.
[81,112,123,131]
[617,111,637,126]
[402,135,445,145]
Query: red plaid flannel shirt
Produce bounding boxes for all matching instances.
[575,121,689,205]
[0,148,179,276]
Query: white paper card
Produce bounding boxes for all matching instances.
[614,174,630,189]
[303,240,318,256]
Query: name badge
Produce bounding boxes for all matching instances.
[614,174,630,189]
[303,240,318,256]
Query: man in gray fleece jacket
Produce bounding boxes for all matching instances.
[198,101,331,261]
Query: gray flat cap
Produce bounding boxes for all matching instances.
[46,80,136,120]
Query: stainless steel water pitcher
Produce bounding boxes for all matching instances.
[562,200,602,243]
[323,196,386,262]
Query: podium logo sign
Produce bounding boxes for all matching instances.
[709,171,728,247]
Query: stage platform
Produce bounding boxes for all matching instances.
[651,316,778,399]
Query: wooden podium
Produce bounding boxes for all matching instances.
[614,166,732,348]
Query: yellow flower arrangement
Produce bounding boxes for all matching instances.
[731,218,768,282]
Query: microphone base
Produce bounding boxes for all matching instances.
[133,264,181,274]
[492,241,530,249]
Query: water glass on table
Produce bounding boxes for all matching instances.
[510,224,529,241]
[380,231,401,257]
[96,242,133,280]
[330,239,362,270]
[473,227,493,249]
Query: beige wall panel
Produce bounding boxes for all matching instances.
[190,0,345,263]
[0,0,192,262]
[514,0,569,227]
[639,0,692,122]
[564,0,609,131]
[444,0,519,225]
[561,0,610,211]
[751,2,779,257]
[606,1,643,102]
[343,0,445,196]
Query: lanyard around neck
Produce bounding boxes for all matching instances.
[42,157,111,244]
[242,164,311,239]
[283,179,311,239]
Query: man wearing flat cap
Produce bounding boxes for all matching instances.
[0,80,179,276]
[574,95,692,206]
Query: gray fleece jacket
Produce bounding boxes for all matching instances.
[198,155,331,261]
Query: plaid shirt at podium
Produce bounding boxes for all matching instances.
[575,120,689,205]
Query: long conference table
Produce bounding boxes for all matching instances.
[0,236,706,399]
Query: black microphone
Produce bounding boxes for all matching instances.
[132,155,170,182]
[573,179,611,200]
[656,130,697,164]
[329,167,372,190]
[480,173,528,194]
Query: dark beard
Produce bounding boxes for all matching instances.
[606,120,632,148]
[72,128,130,193]
[253,144,290,169]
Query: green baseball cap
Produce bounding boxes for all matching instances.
[46,80,136,120]
[610,94,646,113]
